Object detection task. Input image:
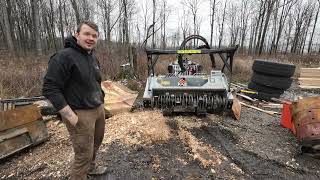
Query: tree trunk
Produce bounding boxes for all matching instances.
[1,0,15,53]
[31,0,42,55]
[308,1,320,53]
[210,0,216,47]
[285,15,293,54]
[218,0,227,48]
[152,0,156,48]
[240,0,249,53]
[106,0,112,48]
[300,10,313,54]
[269,0,279,54]
[70,0,81,24]
[258,0,276,55]
[59,0,65,47]
[49,0,57,51]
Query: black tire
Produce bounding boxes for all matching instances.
[248,81,285,94]
[245,91,282,101]
[251,72,293,89]
[252,59,296,77]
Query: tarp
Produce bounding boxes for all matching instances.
[101,81,138,117]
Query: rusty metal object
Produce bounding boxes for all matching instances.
[0,96,57,116]
[291,97,320,153]
[0,96,46,111]
[0,104,49,160]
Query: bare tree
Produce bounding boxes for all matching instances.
[97,0,120,48]
[284,13,293,53]
[291,1,313,53]
[160,0,169,49]
[183,0,202,46]
[308,0,320,53]
[180,7,190,41]
[49,0,57,50]
[70,0,81,24]
[58,0,65,46]
[141,0,151,42]
[0,0,14,53]
[218,0,227,48]
[228,3,240,46]
[31,0,42,55]
[270,0,296,54]
[209,0,217,47]
[257,0,277,55]
[152,0,156,48]
[239,0,250,52]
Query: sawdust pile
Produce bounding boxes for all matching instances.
[104,110,172,146]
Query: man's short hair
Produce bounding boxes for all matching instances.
[76,20,99,33]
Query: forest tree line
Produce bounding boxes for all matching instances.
[0,0,320,57]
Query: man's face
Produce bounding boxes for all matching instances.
[75,24,99,51]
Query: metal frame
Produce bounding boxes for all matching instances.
[146,46,238,76]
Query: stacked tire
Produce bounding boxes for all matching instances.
[247,59,296,100]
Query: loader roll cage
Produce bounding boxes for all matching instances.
[145,35,238,76]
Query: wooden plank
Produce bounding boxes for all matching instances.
[299,82,320,86]
[0,128,28,142]
[299,85,320,89]
[298,78,320,86]
[260,103,283,109]
[240,102,281,115]
[236,93,256,102]
[299,73,320,78]
[300,68,320,74]
[0,132,32,159]
[0,105,42,131]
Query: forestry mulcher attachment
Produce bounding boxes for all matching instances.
[143,35,238,116]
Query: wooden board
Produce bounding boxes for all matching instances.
[300,68,320,74]
[0,105,42,131]
[299,85,320,89]
[299,78,320,86]
[299,68,320,89]
[299,73,320,78]
[300,68,320,78]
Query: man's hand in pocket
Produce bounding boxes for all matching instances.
[59,105,78,126]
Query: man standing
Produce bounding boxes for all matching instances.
[43,21,106,180]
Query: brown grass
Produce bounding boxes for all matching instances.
[0,56,47,98]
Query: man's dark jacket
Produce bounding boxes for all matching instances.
[42,36,104,111]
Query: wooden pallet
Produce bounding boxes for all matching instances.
[0,105,49,160]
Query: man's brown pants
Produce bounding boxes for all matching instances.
[62,104,105,180]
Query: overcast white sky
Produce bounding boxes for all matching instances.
[165,0,211,36]
[93,0,320,49]
[127,0,218,43]
[131,0,240,46]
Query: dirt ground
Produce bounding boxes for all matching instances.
[1,81,320,180]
